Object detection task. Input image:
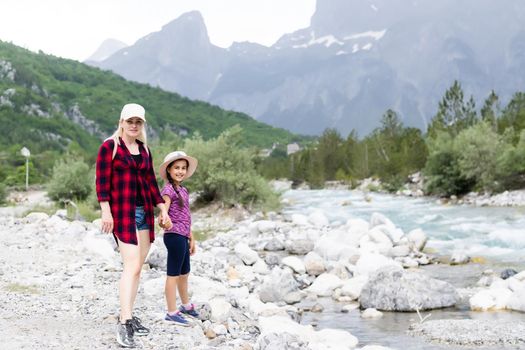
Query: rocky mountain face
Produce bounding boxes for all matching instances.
[91,11,227,101]
[90,0,525,136]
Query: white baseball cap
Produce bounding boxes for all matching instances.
[120,103,146,121]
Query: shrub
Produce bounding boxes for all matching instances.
[383,175,404,193]
[454,121,501,191]
[3,160,41,187]
[496,129,525,189]
[423,132,474,196]
[183,126,279,210]
[47,157,93,203]
[0,182,7,205]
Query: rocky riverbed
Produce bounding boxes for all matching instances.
[2,195,525,349]
[353,174,525,207]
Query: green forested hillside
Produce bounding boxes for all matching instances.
[0,41,303,185]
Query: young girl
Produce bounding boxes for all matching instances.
[158,151,200,326]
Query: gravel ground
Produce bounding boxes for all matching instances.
[0,213,241,350]
[408,319,525,347]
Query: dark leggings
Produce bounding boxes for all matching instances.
[163,233,190,276]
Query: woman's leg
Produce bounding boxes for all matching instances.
[130,230,151,308]
[117,230,150,322]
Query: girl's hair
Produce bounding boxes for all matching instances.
[166,159,189,207]
[106,119,149,159]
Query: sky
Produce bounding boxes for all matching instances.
[0,0,316,62]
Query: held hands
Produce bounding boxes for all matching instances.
[158,210,172,230]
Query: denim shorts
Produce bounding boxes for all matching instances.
[135,206,149,231]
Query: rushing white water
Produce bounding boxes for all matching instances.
[282,189,525,263]
[284,189,525,349]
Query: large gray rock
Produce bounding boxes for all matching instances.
[507,287,525,312]
[259,267,299,303]
[234,242,259,265]
[146,241,167,270]
[264,238,285,251]
[407,228,428,251]
[285,239,314,255]
[359,266,458,311]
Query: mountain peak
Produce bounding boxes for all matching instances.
[157,10,210,47]
[161,10,206,31]
[84,38,127,62]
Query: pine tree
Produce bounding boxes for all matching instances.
[427,81,478,138]
[317,128,345,180]
[480,90,500,132]
[498,92,525,137]
[380,109,403,138]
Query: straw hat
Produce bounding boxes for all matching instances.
[159,151,198,181]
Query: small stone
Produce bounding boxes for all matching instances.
[227,266,240,281]
[361,308,383,319]
[450,253,470,265]
[284,291,303,305]
[341,303,359,313]
[264,253,280,266]
[212,323,228,335]
[500,268,518,280]
[311,303,324,313]
[205,328,217,339]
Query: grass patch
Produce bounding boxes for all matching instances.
[20,203,59,217]
[67,200,100,222]
[192,229,215,241]
[471,256,487,264]
[4,282,39,294]
[422,247,438,254]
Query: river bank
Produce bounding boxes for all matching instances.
[320,175,525,208]
[3,189,525,349]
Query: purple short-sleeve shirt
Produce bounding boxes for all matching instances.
[161,184,191,237]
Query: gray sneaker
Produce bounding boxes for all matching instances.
[116,319,136,348]
[130,316,150,336]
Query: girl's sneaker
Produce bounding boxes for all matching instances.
[179,303,200,319]
[164,311,190,326]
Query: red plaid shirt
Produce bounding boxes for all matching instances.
[96,138,164,245]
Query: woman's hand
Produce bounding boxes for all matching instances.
[101,207,114,234]
[189,234,196,255]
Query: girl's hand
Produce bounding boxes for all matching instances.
[189,234,196,255]
[101,209,114,234]
[159,211,172,230]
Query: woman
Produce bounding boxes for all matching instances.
[96,103,171,348]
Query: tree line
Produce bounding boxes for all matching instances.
[259,81,525,196]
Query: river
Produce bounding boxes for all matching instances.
[282,189,525,349]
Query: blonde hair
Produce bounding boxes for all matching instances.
[107,119,149,159]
